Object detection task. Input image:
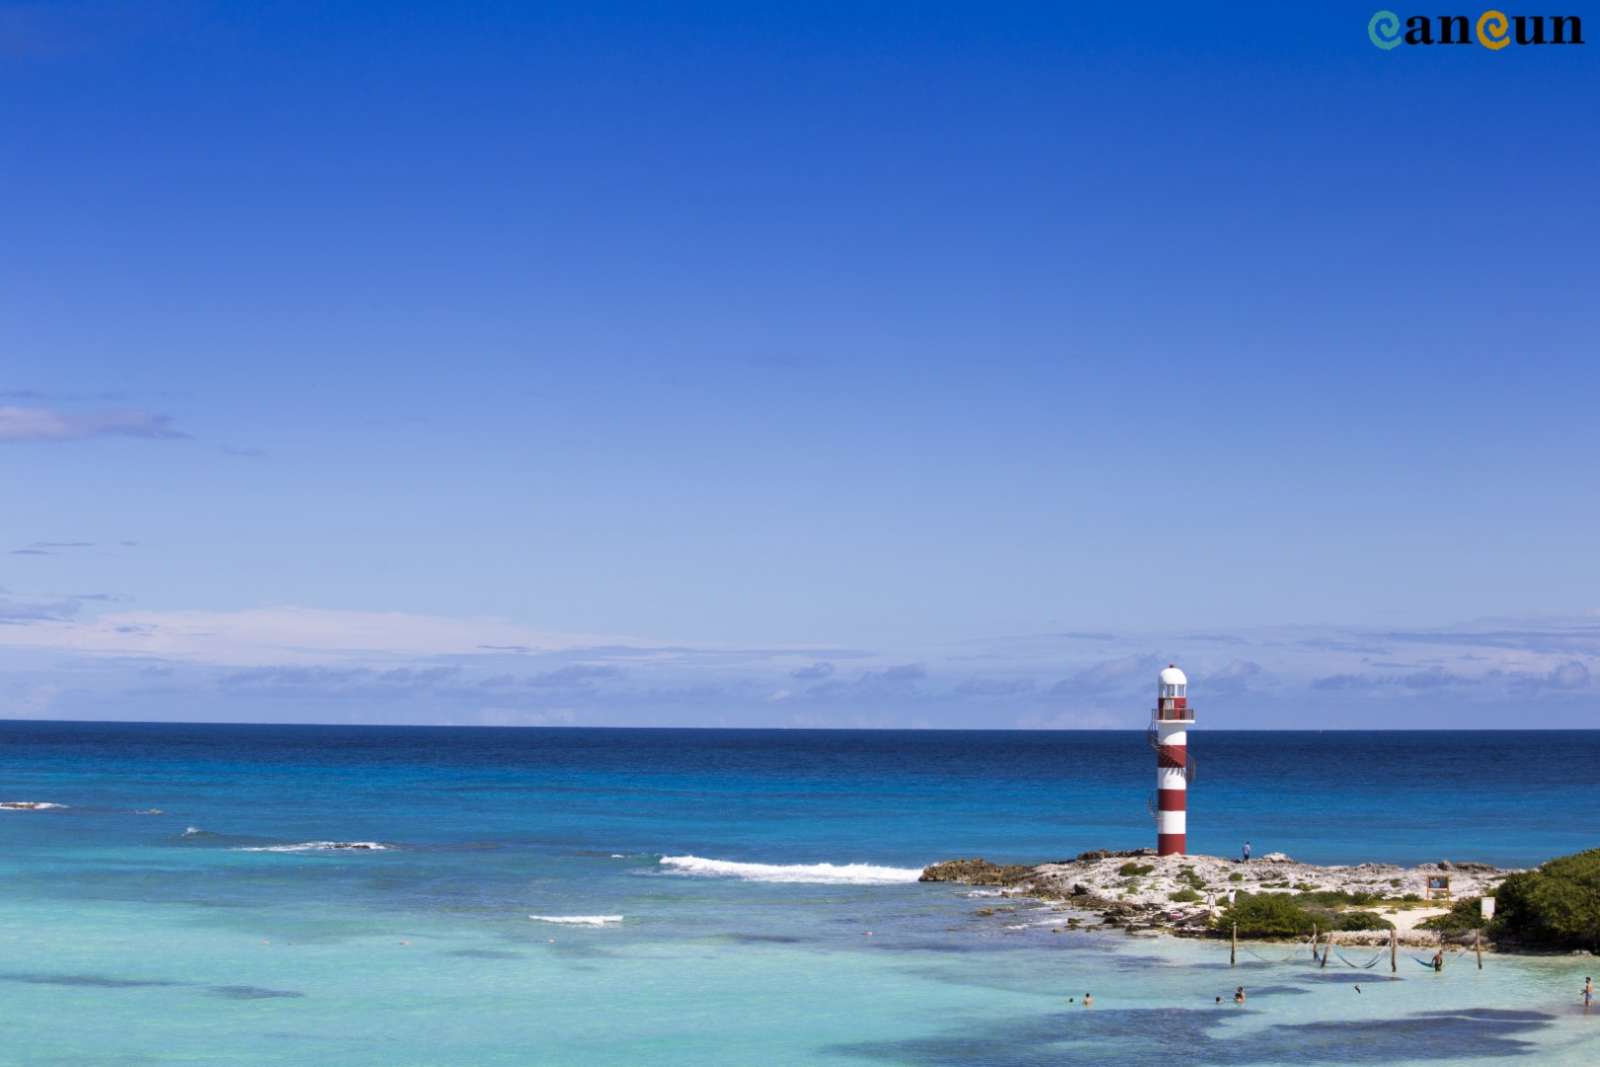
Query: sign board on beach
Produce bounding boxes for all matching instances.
[1426,875,1451,900]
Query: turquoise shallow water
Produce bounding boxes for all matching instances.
[1,723,1596,1064]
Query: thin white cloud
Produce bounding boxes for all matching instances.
[0,602,1593,726]
[0,405,186,442]
[0,606,642,666]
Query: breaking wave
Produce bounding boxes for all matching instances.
[529,915,623,926]
[232,841,389,853]
[657,855,923,885]
[0,801,67,811]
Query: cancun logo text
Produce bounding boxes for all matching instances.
[1369,10,1584,48]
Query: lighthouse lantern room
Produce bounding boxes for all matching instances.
[1152,665,1194,856]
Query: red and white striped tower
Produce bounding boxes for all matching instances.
[1153,665,1193,856]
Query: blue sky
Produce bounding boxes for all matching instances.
[2,2,1596,727]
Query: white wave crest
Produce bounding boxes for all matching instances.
[0,801,67,811]
[529,915,623,926]
[658,855,923,885]
[233,841,389,853]
[183,826,204,836]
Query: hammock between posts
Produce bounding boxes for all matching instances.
[1407,942,1468,968]
[1336,947,1387,969]
[1240,938,1317,965]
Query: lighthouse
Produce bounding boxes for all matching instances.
[1152,664,1193,856]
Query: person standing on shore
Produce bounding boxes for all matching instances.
[1431,949,1444,972]
[1241,841,1252,863]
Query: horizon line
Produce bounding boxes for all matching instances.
[1,718,1595,734]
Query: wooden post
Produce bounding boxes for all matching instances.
[1322,932,1333,969]
[1475,929,1483,970]
[1231,922,1237,967]
[1390,927,1397,973]
[1311,924,1318,962]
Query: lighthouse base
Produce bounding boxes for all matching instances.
[1157,834,1186,856]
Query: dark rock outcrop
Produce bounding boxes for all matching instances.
[919,858,1034,886]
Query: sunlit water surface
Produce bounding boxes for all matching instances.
[1,723,1595,1065]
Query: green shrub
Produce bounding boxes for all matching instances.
[1388,878,1403,888]
[1492,848,1600,951]
[1228,872,1244,883]
[1218,892,1316,938]
[1331,909,1394,932]
[1118,862,1155,877]
[1168,888,1202,903]
[1400,893,1422,903]
[1418,897,1485,932]
[1299,889,1381,907]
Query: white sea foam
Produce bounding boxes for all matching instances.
[233,841,389,853]
[0,801,67,811]
[529,915,623,926]
[183,826,204,836]
[964,889,1005,898]
[657,855,923,885]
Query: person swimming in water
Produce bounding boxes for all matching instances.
[1234,986,1246,1005]
[1082,993,1093,1007]
[1584,977,1593,1011]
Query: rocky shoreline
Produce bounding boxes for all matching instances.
[922,849,1515,948]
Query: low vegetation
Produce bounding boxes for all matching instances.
[1118,862,1155,877]
[1217,892,1394,937]
[1332,910,1395,932]
[1418,897,1485,932]
[1217,892,1312,937]
[1296,889,1378,907]
[1491,848,1600,952]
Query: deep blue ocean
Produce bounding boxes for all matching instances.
[2,724,1596,1065]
